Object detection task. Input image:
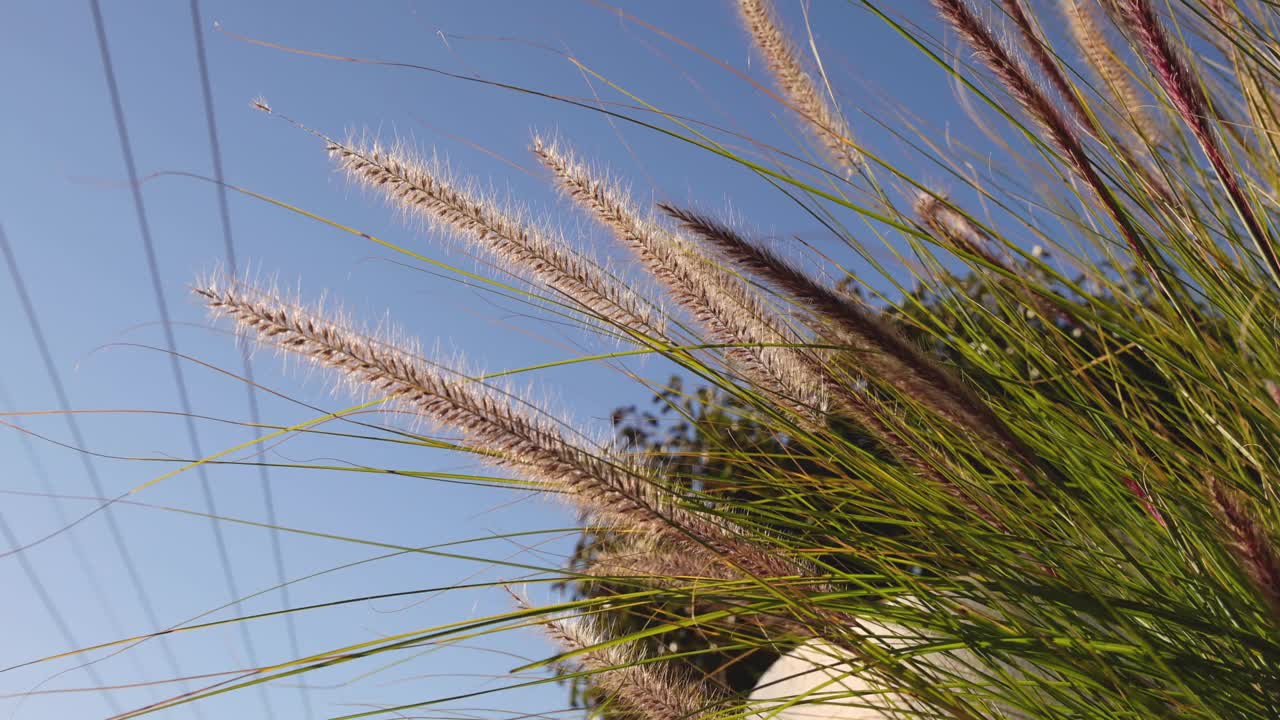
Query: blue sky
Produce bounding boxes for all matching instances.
[0,1,973,717]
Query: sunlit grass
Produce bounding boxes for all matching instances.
[11,1,1280,718]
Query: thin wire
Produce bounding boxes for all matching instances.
[1,229,161,704]
[88,2,262,717]
[188,1,311,716]
[0,379,124,715]
[0,518,121,713]
[1,224,186,712]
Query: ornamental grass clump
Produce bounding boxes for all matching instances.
[54,1,1280,718]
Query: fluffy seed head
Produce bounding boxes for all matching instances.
[328,137,666,338]
[195,276,710,541]
[736,0,862,175]
[539,613,720,720]
[663,205,1000,437]
[934,0,1178,307]
[913,191,1007,268]
[1001,0,1092,131]
[198,276,810,582]
[582,540,746,585]
[533,134,830,420]
[999,0,1171,201]
[1208,479,1280,621]
[1116,0,1280,291]
[1062,0,1162,144]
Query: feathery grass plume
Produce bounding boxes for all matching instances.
[736,0,861,176]
[327,137,666,339]
[197,276,812,582]
[913,191,1078,331]
[537,612,722,720]
[1208,479,1280,621]
[933,0,1186,316]
[1002,0,1171,203]
[583,539,746,585]
[531,134,828,422]
[661,205,1043,519]
[1062,0,1162,144]
[661,204,1020,456]
[535,136,974,496]
[580,541,815,640]
[912,191,1007,270]
[1211,1,1280,197]
[1117,0,1280,293]
[194,277,705,541]
[999,0,1091,131]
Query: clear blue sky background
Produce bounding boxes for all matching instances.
[0,1,980,717]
